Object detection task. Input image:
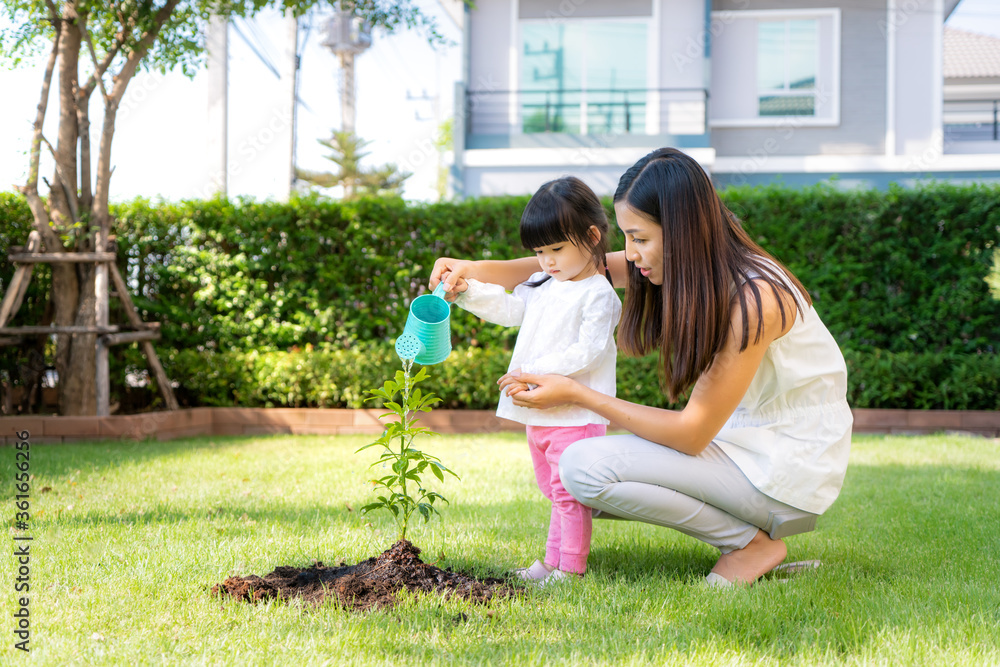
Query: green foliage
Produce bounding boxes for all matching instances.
[355,365,458,540]
[844,348,1000,410]
[2,183,999,413]
[155,344,998,412]
[89,193,532,353]
[986,248,1000,300]
[0,192,47,388]
[720,181,1000,353]
[161,343,506,409]
[0,1,454,75]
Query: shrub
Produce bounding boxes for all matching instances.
[151,345,1000,412]
[2,184,999,413]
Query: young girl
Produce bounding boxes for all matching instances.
[432,149,852,587]
[447,176,621,583]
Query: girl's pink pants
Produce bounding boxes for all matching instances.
[526,423,606,574]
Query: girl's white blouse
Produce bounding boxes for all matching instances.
[456,272,621,427]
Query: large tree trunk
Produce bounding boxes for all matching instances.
[61,270,97,416]
[49,4,97,415]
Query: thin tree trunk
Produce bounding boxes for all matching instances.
[21,0,181,414]
[62,0,181,414]
[51,3,92,415]
[51,2,80,232]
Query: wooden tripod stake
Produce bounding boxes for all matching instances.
[0,234,178,415]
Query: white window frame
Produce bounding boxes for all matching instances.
[709,8,841,128]
[513,15,657,135]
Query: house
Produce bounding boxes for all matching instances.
[451,0,1000,197]
[943,26,1000,150]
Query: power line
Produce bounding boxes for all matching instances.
[232,18,281,79]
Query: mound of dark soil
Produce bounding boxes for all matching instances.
[212,539,518,612]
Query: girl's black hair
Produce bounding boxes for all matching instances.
[520,176,610,287]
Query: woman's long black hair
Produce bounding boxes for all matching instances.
[614,148,810,401]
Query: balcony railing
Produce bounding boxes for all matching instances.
[465,87,709,138]
[943,98,1000,142]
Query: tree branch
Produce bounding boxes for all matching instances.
[19,1,64,252]
[50,1,82,237]
[22,3,62,197]
[93,0,182,231]
[109,0,183,103]
[41,135,80,224]
[42,0,57,22]
[76,10,99,213]
[80,19,111,101]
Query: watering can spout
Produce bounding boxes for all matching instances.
[395,283,452,365]
[394,332,424,361]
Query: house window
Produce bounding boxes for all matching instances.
[520,20,648,134]
[710,9,840,127]
[757,20,818,117]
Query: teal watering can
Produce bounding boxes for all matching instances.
[395,283,452,365]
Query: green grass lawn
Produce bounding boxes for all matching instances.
[2,431,998,665]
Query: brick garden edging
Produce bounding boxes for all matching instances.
[1,408,998,445]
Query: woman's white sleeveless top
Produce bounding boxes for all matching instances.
[713,283,853,514]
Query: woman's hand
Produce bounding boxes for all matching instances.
[498,371,581,409]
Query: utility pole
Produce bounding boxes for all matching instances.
[283,9,299,199]
[322,10,372,134]
[207,15,228,196]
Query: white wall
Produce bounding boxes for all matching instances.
[891,0,944,157]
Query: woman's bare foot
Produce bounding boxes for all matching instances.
[709,530,787,585]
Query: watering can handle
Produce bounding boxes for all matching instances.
[432,282,449,300]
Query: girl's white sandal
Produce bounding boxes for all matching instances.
[539,569,581,587]
[513,559,552,581]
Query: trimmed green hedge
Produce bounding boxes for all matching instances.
[161,343,680,411]
[2,183,999,412]
[843,349,1000,410]
[722,183,1000,353]
[155,344,1000,412]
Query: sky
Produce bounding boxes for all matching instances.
[0,0,461,203]
[946,0,1000,35]
[2,0,1000,204]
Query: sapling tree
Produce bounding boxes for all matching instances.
[357,365,458,541]
[987,248,1000,301]
[295,130,410,199]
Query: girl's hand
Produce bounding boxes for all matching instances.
[497,368,529,397]
[498,371,580,409]
[430,257,474,299]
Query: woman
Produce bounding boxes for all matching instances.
[430,148,852,586]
